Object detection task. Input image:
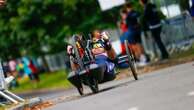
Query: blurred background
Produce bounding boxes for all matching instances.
[0,0,194,94]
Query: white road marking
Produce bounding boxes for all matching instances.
[128,107,138,110]
[187,91,194,96]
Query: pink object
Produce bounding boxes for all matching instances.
[9,60,16,72]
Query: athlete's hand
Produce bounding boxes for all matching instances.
[101,32,112,51]
[67,45,75,56]
[101,32,109,41]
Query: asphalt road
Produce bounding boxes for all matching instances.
[47,62,194,110]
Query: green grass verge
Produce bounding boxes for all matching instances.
[12,70,72,93]
[171,44,194,59]
[0,106,5,110]
[0,104,12,110]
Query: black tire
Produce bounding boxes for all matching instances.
[88,78,99,94]
[77,87,84,96]
[124,40,138,80]
[76,75,84,96]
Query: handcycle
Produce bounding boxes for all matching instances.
[67,33,138,95]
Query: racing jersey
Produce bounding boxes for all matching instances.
[92,38,107,57]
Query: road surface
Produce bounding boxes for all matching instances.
[47,62,194,110]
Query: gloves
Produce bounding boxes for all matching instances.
[101,32,112,51]
[67,45,75,57]
[67,45,79,64]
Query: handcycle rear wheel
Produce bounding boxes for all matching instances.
[124,40,138,80]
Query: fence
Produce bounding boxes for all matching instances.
[162,14,194,52]
[162,14,194,44]
[43,52,69,72]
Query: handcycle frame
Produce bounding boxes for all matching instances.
[67,34,138,95]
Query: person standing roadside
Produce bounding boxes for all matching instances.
[191,0,194,19]
[119,3,148,65]
[140,0,169,60]
[179,0,191,14]
[29,59,40,82]
[119,9,128,34]
[16,60,24,78]
[22,57,34,81]
[8,59,19,89]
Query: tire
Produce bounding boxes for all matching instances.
[124,40,138,80]
[77,87,84,96]
[88,78,99,94]
[76,75,84,96]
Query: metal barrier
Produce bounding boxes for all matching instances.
[162,14,194,45]
[44,52,69,72]
[141,14,194,58]
[161,14,194,53]
[0,61,24,104]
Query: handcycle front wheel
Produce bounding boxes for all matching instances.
[124,40,138,80]
[87,77,99,94]
[77,86,84,96]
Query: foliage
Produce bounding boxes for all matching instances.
[0,0,118,59]
[0,0,184,59]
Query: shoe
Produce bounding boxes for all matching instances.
[140,54,147,62]
[137,61,148,67]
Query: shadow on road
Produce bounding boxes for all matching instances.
[82,79,137,98]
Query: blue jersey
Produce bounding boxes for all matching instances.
[126,10,140,30]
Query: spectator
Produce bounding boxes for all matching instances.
[2,62,10,78]
[119,9,128,34]
[16,60,24,78]
[119,4,148,65]
[8,58,19,89]
[22,57,34,81]
[191,0,194,19]
[29,59,40,82]
[179,0,191,13]
[140,0,169,60]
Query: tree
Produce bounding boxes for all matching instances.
[0,0,118,59]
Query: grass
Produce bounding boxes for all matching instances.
[0,105,5,110]
[0,104,12,110]
[172,49,194,59]
[171,44,194,59]
[12,70,72,93]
